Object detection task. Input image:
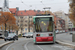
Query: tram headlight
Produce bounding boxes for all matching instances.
[49,34,53,36]
[36,34,40,36]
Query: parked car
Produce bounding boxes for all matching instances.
[22,33,27,37]
[13,33,18,40]
[26,32,33,38]
[4,33,18,41]
[59,31,62,33]
[55,30,59,34]
[0,33,4,39]
[62,30,65,33]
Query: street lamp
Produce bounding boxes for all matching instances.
[28,16,31,32]
[0,8,5,37]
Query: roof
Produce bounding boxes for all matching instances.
[17,10,44,16]
[9,8,17,13]
[9,8,45,16]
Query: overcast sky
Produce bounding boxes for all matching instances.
[0,0,69,13]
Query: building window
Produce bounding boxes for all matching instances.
[21,24,23,26]
[18,25,19,26]
[25,16,27,18]
[29,20,32,22]
[25,24,27,26]
[21,12,23,14]
[25,28,27,30]
[23,29,24,31]
[30,28,32,30]
[69,23,72,24]
[21,20,23,22]
[69,25,72,27]
[30,24,32,26]
[20,17,23,19]
[18,20,19,22]
[25,21,27,22]
[13,13,15,14]
[29,16,32,18]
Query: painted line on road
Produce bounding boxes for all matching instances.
[24,41,30,50]
[6,39,31,50]
[37,45,43,50]
[6,42,14,50]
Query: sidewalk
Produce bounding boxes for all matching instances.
[56,33,75,48]
[0,39,6,44]
[0,39,14,48]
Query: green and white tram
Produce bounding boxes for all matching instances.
[33,15,56,44]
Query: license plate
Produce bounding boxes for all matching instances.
[41,34,48,36]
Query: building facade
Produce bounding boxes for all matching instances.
[54,10,75,31]
[9,8,44,35]
[53,11,65,20]
[53,11,65,31]
[65,14,75,31]
[55,17,65,31]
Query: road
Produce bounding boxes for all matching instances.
[0,39,6,44]
[56,33,72,42]
[1,38,74,50]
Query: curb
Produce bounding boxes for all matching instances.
[0,41,14,48]
[56,40,75,48]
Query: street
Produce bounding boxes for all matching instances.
[56,33,72,42]
[0,0,75,50]
[0,39,7,44]
[1,38,74,50]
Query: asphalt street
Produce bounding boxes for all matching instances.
[0,39,6,44]
[1,38,74,50]
[56,33,72,42]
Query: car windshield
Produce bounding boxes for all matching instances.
[28,32,33,34]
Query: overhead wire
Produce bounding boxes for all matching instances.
[21,0,29,8]
[40,0,46,7]
[20,0,37,10]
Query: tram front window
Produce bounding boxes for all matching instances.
[35,17,53,32]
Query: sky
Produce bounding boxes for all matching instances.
[0,0,69,13]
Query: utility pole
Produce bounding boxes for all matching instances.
[16,7,19,35]
[0,7,5,37]
[28,16,30,32]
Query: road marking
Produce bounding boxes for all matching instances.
[37,45,43,50]
[6,43,14,50]
[6,38,32,50]
[24,41,30,50]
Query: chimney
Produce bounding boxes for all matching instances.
[25,10,26,12]
[0,7,2,11]
[16,7,19,11]
[34,10,36,12]
[37,10,40,12]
